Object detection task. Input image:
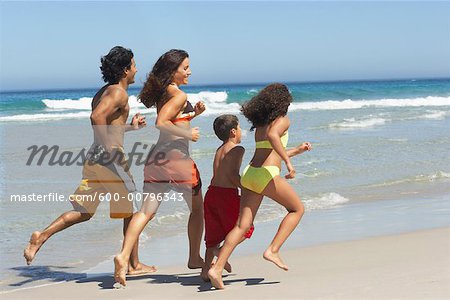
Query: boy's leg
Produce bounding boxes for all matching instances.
[201,246,216,281]
[208,189,263,289]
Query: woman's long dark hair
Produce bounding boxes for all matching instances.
[139,49,189,108]
[241,83,292,131]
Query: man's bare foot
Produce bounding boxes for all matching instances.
[263,249,289,271]
[187,256,204,269]
[127,262,157,276]
[113,255,128,288]
[24,231,44,265]
[212,248,232,273]
[207,267,224,289]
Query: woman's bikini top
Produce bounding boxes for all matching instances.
[255,131,289,149]
[172,101,195,123]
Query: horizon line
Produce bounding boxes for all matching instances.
[1,76,450,94]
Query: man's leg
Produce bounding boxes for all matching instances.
[24,210,91,265]
[123,216,157,275]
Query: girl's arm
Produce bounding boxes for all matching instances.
[267,116,296,178]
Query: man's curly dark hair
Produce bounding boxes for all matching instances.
[139,49,189,108]
[241,83,292,131]
[100,46,134,84]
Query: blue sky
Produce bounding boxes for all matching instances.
[1,1,449,91]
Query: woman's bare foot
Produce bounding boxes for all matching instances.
[127,262,157,276]
[113,254,128,288]
[207,267,224,289]
[263,249,289,271]
[187,256,204,269]
[24,231,44,265]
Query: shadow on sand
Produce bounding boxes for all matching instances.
[9,266,280,292]
[76,271,280,292]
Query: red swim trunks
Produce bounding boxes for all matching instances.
[204,185,254,248]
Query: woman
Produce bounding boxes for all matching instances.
[208,83,312,289]
[114,49,206,287]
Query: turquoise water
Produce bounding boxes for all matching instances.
[1,79,450,118]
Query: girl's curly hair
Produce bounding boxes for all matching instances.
[139,49,189,108]
[100,46,134,84]
[241,83,292,131]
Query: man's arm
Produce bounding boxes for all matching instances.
[90,88,127,150]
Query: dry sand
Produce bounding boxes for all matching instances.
[2,227,449,300]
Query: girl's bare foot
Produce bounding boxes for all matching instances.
[127,262,157,276]
[113,255,128,288]
[207,267,224,289]
[263,249,289,271]
[24,231,44,265]
[212,248,232,273]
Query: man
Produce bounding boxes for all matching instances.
[24,46,156,276]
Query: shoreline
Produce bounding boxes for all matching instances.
[2,226,449,299]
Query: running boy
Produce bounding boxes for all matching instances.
[200,114,254,281]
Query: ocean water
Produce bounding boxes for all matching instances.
[1,79,450,290]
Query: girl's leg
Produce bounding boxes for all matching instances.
[113,183,165,286]
[208,189,263,289]
[262,176,305,270]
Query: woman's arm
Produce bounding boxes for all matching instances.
[156,89,199,141]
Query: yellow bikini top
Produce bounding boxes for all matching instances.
[255,131,289,149]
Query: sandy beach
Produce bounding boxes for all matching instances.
[2,227,448,300]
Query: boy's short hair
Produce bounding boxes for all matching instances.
[213,114,239,141]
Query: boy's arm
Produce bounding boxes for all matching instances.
[228,146,245,188]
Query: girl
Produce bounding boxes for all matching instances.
[208,83,312,289]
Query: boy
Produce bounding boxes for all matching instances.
[201,114,254,281]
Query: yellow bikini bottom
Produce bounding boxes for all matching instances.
[240,165,280,194]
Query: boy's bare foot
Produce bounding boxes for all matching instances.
[207,267,224,289]
[187,256,204,269]
[24,231,44,265]
[200,267,210,282]
[127,262,157,276]
[114,255,128,287]
[263,249,289,271]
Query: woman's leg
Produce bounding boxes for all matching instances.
[113,183,165,286]
[187,189,204,269]
[208,188,263,289]
[262,176,305,270]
